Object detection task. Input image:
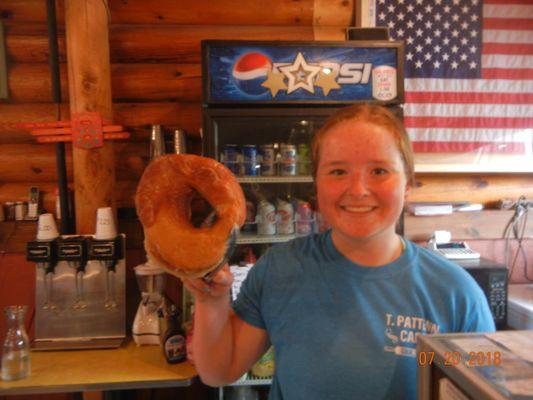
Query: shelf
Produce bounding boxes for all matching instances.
[237,176,313,184]
[236,232,298,244]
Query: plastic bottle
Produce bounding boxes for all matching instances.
[1,305,30,381]
[163,305,187,364]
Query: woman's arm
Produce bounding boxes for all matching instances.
[183,266,270,386]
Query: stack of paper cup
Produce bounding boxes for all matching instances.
[95,207,117,240]
[36,213,59,241]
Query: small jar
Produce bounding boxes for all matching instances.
[1,305,31,381]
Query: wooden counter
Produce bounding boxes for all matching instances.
[0,339,197,396]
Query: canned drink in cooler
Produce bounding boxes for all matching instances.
[297,143,311,175]
[276,198,294,235]
[259,144,275,176]
[222,144,241,175]
[242,199,256,233]
[280,144,297,176]
[242,144,259,176]
[295,200,313,236]
[256,200,276,235]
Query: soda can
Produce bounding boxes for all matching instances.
[222,144,241,175]
[297,143,311,175]
[280,144,297,176]
[256,200,276,235]
[295,200,314,236]
[276,198,294,235]
[242,199,256,233]
[242,145,259,176]
[259,144,275,176]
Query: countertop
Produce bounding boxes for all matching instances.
[0,339,197,395]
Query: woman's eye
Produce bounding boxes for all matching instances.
[371,168,388,176]
[329,169,346,176]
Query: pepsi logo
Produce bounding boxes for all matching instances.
[232,52,272,96]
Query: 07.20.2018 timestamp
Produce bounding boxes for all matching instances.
[417,351,502,367]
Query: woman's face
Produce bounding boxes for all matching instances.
[316,119,409,245]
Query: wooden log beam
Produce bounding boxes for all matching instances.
[1,0,354,26]
[0,143,146,182]
[64,0,115,234]
[6,24,346,64]
[0,102,202,144]
[7,63,202,102]
[408,174,533,204]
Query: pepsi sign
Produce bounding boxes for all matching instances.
[202,40,404,105]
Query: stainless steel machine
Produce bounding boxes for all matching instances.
[26,212,126,350]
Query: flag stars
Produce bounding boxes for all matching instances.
[407,20,414,28]
[452,14,460,22]
[469,45,477,53]
[416,28,423,37]
[443,37,450,45]
[416,0,423,4]
[461,21,469,30]
[425,36,432,45]
[388,4,395,12]
[406,52,414,61]
[443,21,450,29]
[462,5,469,13]
[452,29,459,38]
[442,53,450,61]
[416,12,423,21]
[443,5,451,13]
[415,44,423,53]
[425,21,433,29]
[451,45,459,53]
[415,60,423,68]
[451,61,459,69]
[434,45,442,53]
[461,37,468,45]
[471,14,478,22]
[434,29,442,37]
[425,4,433,13]
[406,36,415,44]
[469,61,477,69]
[378,12,386,20]
[434,13,442,21]
[460,53,467,61]
[397,12,405,21]
[453,0,460,5]
[433,60,441,69]
[424,52,432,61]
[470,30,478,38]
[388,20,395,28]
[397,28,405,37]
[407,4,414,12]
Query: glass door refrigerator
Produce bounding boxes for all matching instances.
[200,39,405,398]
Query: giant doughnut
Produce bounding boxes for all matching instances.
[135,154,246,278]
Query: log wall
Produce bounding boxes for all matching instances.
[1,0,532,227]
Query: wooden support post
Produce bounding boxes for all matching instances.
[64,0,115,234]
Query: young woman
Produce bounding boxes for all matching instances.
[183,104,495,400]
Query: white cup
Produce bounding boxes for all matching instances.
[95,207,117,240]
[36,213,59,241]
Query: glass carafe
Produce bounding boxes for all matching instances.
[1,305,30,381]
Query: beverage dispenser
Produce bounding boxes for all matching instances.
[27,210,126,350]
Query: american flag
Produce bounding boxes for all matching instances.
[369,0,532,162]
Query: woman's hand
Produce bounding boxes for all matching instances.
[182,264,233,303]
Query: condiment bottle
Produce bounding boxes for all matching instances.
[163,305,187,364]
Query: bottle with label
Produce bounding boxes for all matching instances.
[163,305,187,364]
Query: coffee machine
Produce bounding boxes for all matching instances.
[26,210,126,350]
[132,263,167,346]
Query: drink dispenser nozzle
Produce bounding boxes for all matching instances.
[57,235,89,310]
[89,207,122,309]
[26,213,60,309]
